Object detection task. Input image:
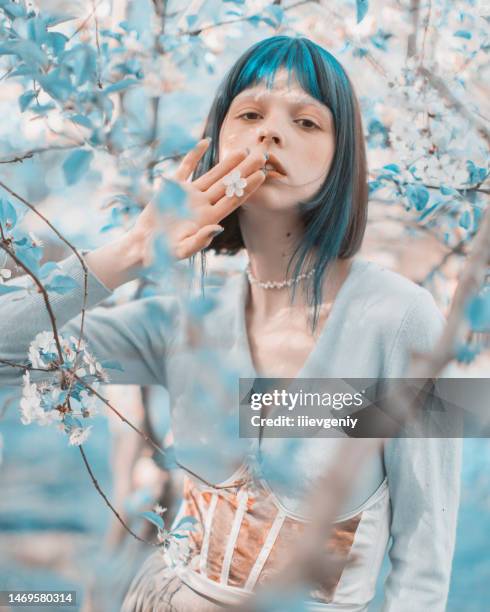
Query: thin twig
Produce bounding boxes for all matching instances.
[419,67,490,146]
[0,242,64,361]
[0,143,83,165]
[79,445,155,545]
[178,0,317,37]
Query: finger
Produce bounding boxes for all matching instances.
[193,150,247,192]
[175,225,224,260]
[204,152,267,204]
[174,139,211,182]
[211,170,266,222]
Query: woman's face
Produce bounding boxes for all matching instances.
[218,69,336,212]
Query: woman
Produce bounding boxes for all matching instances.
[0,37,461,611]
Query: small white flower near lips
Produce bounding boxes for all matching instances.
[223,169,247,198]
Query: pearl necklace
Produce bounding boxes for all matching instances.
[246,264,316,289]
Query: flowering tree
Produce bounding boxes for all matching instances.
[0,0,489,606]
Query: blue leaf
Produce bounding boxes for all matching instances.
[39,261,60,278]
[1,0,26,19]
[63,150,94,185]
[0,198,18,228]
[356,0,369,23]
[38,68,74,101]
[454,30,471,39]
[140,511,164,531]
[68,114,93,129]
[104,78,139,94]
[155,180,187,216]
[405,184,430,211]
[459,210,471,229]
[19,90,37,112]
[99,360,124,372]
[174,516,198,530]
[45,274,79,294]
[0,284,24,295]
[0,40,48,67]
[439,185,458,196]
[383,164,400,174]
[466,292,490,331]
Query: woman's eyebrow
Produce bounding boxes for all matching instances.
[233,92,327,111]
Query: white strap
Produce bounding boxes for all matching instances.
[244,508,286,590]
[199,493,218,576]
[220,488,249,584]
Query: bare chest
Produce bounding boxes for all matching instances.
[245,305,331,379]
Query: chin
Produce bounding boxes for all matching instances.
[245,183,297,211]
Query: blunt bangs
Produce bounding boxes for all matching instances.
[194,36,368,330]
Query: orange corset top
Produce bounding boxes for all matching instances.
[178,469,363,604]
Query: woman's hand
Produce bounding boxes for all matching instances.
[131,139,266,263]
[85,140,266,290]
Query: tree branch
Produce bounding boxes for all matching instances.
[419,67,490,146]
[79,445,155,545]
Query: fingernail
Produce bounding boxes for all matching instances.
[205,136,212,144]
[211,227,224,237]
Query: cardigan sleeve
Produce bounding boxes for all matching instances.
[381,289,462,612]
[0,254,175,387]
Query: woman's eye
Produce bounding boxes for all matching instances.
[296,118,319,129]
[238,112,262,121]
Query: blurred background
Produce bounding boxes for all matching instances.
[0,0,489,610]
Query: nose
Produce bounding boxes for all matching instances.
[257,127,283,147]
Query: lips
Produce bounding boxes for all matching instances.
[263,153,287,176]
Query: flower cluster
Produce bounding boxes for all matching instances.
[140,505,198,567]
[20,331,108,445]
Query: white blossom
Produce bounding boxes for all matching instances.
[69,426,93,446]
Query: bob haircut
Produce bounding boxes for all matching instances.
[194,35,368,328]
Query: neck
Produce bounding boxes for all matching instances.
[239,208,352,318]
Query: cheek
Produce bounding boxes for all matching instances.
[219,121,246,159]
[301,135,335,175]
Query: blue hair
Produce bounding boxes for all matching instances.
[195,35,368,330]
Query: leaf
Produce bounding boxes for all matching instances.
[405,184,430,211]
[0,284,24,295]
[99,360,124,372]
[39,261,60,278]
[68,114,93,129]
[0,198,17,227]
[459,210,471,230]
[19,90,37,112]
[174,516,198,530]
[38,68,74,102]
[104,78,139,95]
[383,164,400,174]
[155,179,187,216]
[466,292,490,331]
[1,0,26,19]
[356,0,369,23]
[140,511,164,531]
[454,30,471,39]
[45,274,79,294]
[62,150,94,185]
[439,185,458,196]
[0,40,48,68]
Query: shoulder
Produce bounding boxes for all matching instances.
[351,259,445,376]
[353,257,444,330]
